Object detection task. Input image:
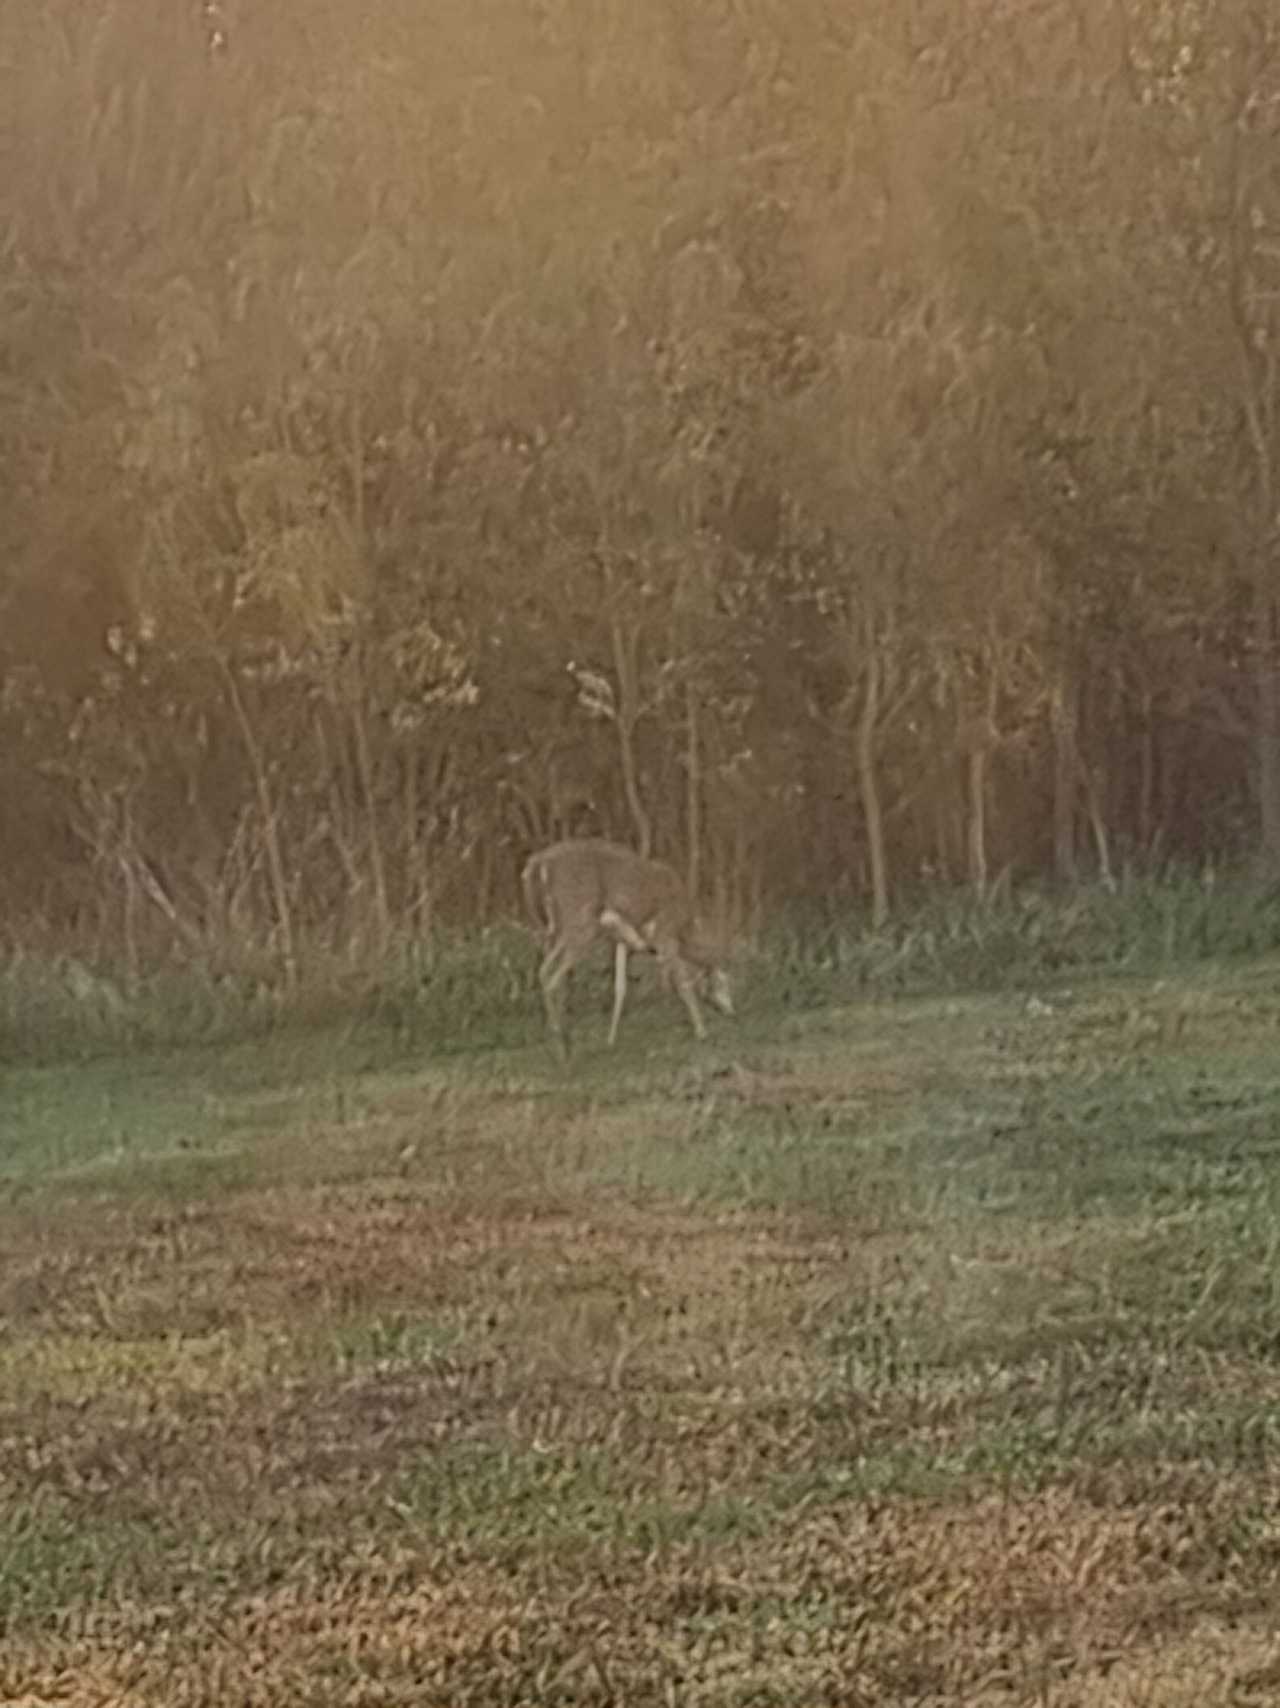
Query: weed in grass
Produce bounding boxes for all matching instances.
[388,1441,618,1555]
[326,1309,465,1373]
[1,1496,195,1636]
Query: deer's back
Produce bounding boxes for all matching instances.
[537,839,689,928]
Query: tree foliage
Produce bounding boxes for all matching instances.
[3,0,1278,971]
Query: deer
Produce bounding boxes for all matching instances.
[522,838,734,1056]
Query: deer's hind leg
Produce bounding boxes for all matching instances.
[537,940,570,1058]
[538,922,595,1059]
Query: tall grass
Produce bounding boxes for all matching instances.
[3,869,1278,1064]
[761,867,1280,1007]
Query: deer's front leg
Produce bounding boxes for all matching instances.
[608,939,631,1047]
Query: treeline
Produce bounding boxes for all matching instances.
[2,0,1279,983]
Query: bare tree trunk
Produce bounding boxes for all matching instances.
[603,559,652,857]
[223,665,297,991]
[1051,679,1114,887]
[684,673,702,899]
[855,639,890,929]
[349,679,391,951]
[933,755,954,885]
[964,664,1000,904]
[1082,764,1116,890]
[402,751,431,934]
[110,793,139,995]
[1137,690,1155,858]
[1050,677,1078,884]
[317,715,364,938]
[478,829,495,921]
[1256,585,1280,874]
[967,744,989,904]
[1225,70,1280,872]
[346,396,366,543]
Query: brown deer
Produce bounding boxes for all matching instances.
[522,839,734,1055]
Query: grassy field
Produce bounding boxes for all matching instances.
[4,955,1280,1705]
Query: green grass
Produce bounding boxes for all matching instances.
[6,868,1280,1065]
[4,933,1280,1702]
